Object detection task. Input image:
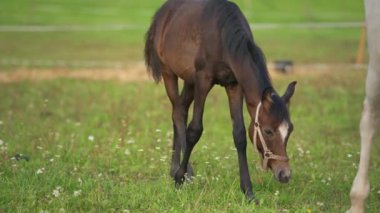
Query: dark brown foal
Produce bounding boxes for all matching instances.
[145,0,297,201]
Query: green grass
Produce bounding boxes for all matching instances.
[0,0,366,69]
[0,0,363,25]
[1,69,380,212]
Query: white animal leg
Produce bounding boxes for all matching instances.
[349,0,380,212]
[349,99,378,213]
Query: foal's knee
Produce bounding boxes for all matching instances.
[172,105,185,124]
[187,123,203,145]
[233,127,246,150]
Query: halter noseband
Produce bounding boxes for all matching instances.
[253,102,289,170]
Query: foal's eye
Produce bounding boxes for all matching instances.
[263,128,274,137]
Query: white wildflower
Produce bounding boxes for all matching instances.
[160,155,167,162]
[274,190,280,196]
[347,154,353,158]
[297,147,304,156]
[73,190,82,197]
[37,146,43,150]
[155,146,161,150]
[36,168,45,175]
[88,135,95,142]
[155,128,161,133]
[124,149,130,155]
[52,186,62,197]
[122,210,130,213]
[52,189,60,197]
[127,139,135,144]
[0,121,3,125]
[138,149,144,152]
[0,139,3,146]
[316,201,324,207]
[49,158,54,162]
[377,190,380,194]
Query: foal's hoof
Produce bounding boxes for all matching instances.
[174,169,186,187]
[187,164,194,178]
[170,163,194,178]
[246,193,259,205]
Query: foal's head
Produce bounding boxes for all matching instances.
[249,81,296,183]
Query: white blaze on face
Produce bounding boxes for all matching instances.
[278,121,289,143]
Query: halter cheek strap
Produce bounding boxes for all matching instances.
[253,102,289,170]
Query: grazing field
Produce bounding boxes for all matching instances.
[0,0,366,69]
[1,68,380,212]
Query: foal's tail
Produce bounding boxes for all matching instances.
[144,13,163,83]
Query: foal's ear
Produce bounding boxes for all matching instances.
[282,81,297,104]
[262,88,275,109]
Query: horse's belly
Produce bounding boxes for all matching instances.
[161,39,199,82]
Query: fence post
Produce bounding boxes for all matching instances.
[355,23,366,64]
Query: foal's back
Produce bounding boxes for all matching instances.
[148,0,243,83]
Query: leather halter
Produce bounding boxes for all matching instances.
[253,102,289,170]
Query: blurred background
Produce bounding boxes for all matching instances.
[0,0,366,70]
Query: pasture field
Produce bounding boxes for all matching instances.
[1,68,380,212]
[0,0,366,68]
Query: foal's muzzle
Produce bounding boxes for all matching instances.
[276,168,291,183]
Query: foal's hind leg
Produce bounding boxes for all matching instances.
[225,84,255,202]
[170,82,195,177]
[162,73,193,177]
[174,71,213,185]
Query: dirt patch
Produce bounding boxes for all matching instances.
[0,62,367,83]
[0,62,151,83]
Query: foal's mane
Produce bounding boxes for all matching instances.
[204,0,272,92]
[204,0,289,121]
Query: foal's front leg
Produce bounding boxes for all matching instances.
[174,71,213,185]
[226,84,255,202]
